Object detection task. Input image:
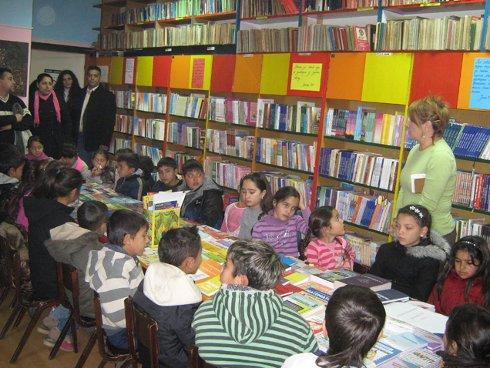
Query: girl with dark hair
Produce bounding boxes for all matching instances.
[439,304,490,368]
[25,135,51,161]
[283,285,386,368]
[302,206,355,269]
[429,236,489,316]
[252,186,310,257]
[370,204,451,301]
[54,70,82,142]
[29,73,72,159]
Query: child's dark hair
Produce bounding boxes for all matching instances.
[239,172,273,214]
[0,143,24,174]
[107,209,148,246]
[116,152,139,170]
[77,200,108,231]
[439,304,490,368]
[94,148,111,161]
[182,159,203,175]
[436,236,489,309]
[158,226,201,267]
[397,204,432,231]
[115,148,133,157]
[316,285,386,368]
[60,143,78,159]
[273,186,300,205]
[156,157,178,170]
[33,164,83,199]
[139,155,155,180]
[27,135,43,149]
[300,206,335,260]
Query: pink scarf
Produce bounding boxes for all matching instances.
[34,90,61,127]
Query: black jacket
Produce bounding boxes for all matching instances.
[115,172,145,200]
[151,179,184,193]
[0,94,33,145]
[56,87,83,143]
[181,178,224,229]
[29,94,72,159]
[24,197,74,300]
[370,231,451,301]
[79,86,116,151]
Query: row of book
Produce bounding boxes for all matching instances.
[455,217,489,241]
[100,30,125,51]
[257,100,320,134]
[169,93,208,119]
[109,7,126,27]
[166,150,197,172]
[237,27,299,53]
[114,90,135,109]
[453,171,490,212]
[319,148,399,191]
[136,92,167,114]
[317,185,393,233]
[264,172,312,209]
[166,122,203,149]
[115,114,133,135]
[133,118,165,141]
[240,0,301,18]
[125,23,236,49]
[206,129,255,160]
[443,120,490,160]
[297,24,371,52]
[134,143,164,166]
[111,137,132,154]
[304,0,384,11]
[204,157,252,189]
[208,97,257,126]
[256,137,316,173]
[324,107,405,148]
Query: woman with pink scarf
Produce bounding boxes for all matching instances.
[29,73,72,159]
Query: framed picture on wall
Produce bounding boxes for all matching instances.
[0,40,29,97]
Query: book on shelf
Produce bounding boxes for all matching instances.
[317,186,393,234]
[454,217,487,241]
[344,232,380,267]
[453,170,490,212]
[167,150,197,172]
[452,124,490,159]
[240,0,301,18]
[115,114,134,134]
[319,148,399,191]
[298,24,374,52]
[134,144,163,165]
[169,93,208,119]
[136,92,167,114]
[204,158,252,190]
[237,27,299,53]
[333,273,391,291]
[109,6,126,26]
[111,137,132,154]
[324,107,405,148]
[209,96,257,127]
[100,30,125,50]
[167,122,203,149]
[132,118,165,141]
[303,0,384,12]
[257,100,320,135]
[206,129,255,160]
[262,171,312,209]
[256,137,316,173]
[113,90,135,109]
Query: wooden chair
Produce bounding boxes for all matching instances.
[124,295,158,368]
[189,346,217,368]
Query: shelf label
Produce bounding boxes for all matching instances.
[207,46,216,51]
[165,48,172,52]
[256,16,268,20]
[470,58,490,109]
[357,6,374,11]
[419,2,441,6]
[290,63,323,92]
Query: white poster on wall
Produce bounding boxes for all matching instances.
[124,57,135,84]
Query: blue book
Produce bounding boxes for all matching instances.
[278,104,287,131]
[354,107,363,141]
[360,200,376,227]
[376,289,409,304]
[454,125,478,157]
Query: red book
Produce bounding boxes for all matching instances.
[353,26,370,51]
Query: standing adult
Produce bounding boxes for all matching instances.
[54,70,83,143]
[397,96,457,245]
[0,67,33,145]
[77,65,116,164]
[29,73,72,159]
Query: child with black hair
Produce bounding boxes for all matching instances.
[429,236,489,316]
[181,159,223,228]
[0,143,25,223]
[152,157,184,192]
[133,226,202,368]
[139,155,156,192]
[25,135,51,161]
[60,142,88,173]
[115,152,145,200]
[83,148,115,185]
[86,209,147,350]
[439,304,490,368]
[42,200,108,351]
[252,186,310,257]
[283,285,386,368]
[370,204,451,301]
[303,206,355,269]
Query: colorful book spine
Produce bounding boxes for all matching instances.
[135,92,167,114]
[169,93,208,119]
[115,114,133,134]
[114,90,135,109]
[110,137,132,154]
[132,118,165,141]
[206,129,255,160]
[166,150,197,172]
[208,96,257,127]
[166,122,202,149]
[204,157,252,190]
[134,144,163,166]
[256,137,316,173]
[257,101,320,135]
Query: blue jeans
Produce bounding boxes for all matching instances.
[77,133,94,166]
[107,328,129,350]
[52,305,70,331]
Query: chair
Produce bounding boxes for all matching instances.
[124,295,158,368]
[189,346,217,368]
[92,293,132,368]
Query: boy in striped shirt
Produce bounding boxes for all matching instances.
[192,240,318,368]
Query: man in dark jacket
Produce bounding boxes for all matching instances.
[77,66,116,164]
[133,226,202,368]
[180,159,223,229]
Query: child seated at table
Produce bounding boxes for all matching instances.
[114,152,145,200]
[133,226,202,368]
[59,143,88,173]
[83,148,114,185]
[152,157,184,192]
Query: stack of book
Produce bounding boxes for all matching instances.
[169,93,208,119]
[110,7,126,26]
[324,107,405,147]
[136,92,167,113]
[317,186,393,233]
[443,121,490,159]
[111,137,132,153]
[263,172,312,209]
[240,0,301,18]
[132,118,165,141]
[454,217,488,241]
[114,90,135,109]
[126,28,157,49]
[188,0,237,16]
[208,97,257,127]
[303,0,384,11]
[206,129,255,160]
[204,157,252,190]
[256,137,316,173]
[257,100,320,134]
[298,24,373,52]
[237,27,299,53]
[126,3,160,24]
[134,144,163,166]
[167,122,202,149]
[319,148,399,191]
[344,233,380,267]
[166,150,197,172]
[100,31,125,51]
[115,114,133,134]
[453,170,490,212]
[158,23,236,47]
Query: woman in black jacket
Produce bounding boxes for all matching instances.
[54,70,83,143]
[29,73,72,159]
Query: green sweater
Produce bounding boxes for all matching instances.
[397,139,456,236]
[192,285,318,368]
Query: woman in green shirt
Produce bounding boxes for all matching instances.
[397,96,456,245]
